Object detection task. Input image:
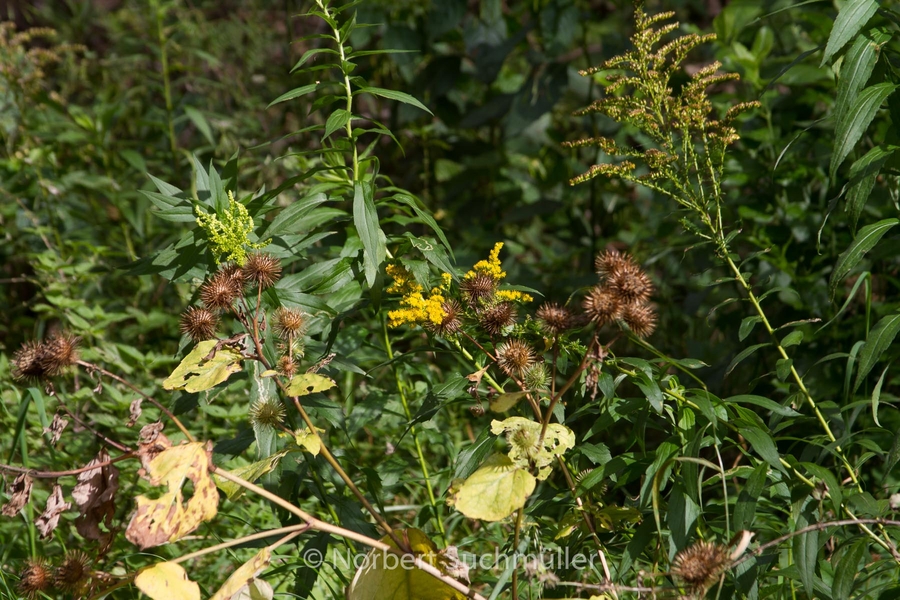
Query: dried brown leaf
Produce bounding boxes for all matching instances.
[35,484,70,539]
[2,473,33,517]
[72,450,119,541]
[43,413,68,445]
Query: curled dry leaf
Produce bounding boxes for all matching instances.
[72,450,119,542]
[36,484,71,539]
[2,473,33,517]
[43,413,69,445]
[127,398,143,427]
[125,441,219,549]
[138,422,165,445]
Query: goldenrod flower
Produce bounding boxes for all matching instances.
[386,264,450,328]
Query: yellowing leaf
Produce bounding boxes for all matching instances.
[134,562,200,600]
[163,340,243,393]
[293,427,322,456]
[347,529,466,600]
[230,579,274,600]
[209,548,271,600]
[285,373,336,397]
[489,392,526,413]
[490,417,575,479]
[214,450,291,500]
[449,454,536,521]
[126,442,219,549]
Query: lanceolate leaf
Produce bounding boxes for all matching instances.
[854,312,900,391]
[834,30,890,125]
[356,86,433,115]
[846,146,896,230]
[209,548,271,600]
[831,82,897,179]
[267,84,320,108]
[821,0,879,66]
[353,181,386,287]
[830,218,898,297]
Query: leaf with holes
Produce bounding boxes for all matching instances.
[285,373,336,397]
[163,340,243,393]
[126,442,219,549]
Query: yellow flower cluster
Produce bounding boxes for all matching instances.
[496,289,533,303]
[386,264,448,328]
[465,242,506,281]
[195,191,268,265]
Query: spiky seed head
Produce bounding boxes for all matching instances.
[583,286,621,325]
[54,550,91,593]
[278,355,297,378]
[495,339,535,377]
[478,302,517,336]
[273,307,306,338]
[621,302,657,338]
[17,558,52,600]
[671,541,730,591]
[39,333,80,377]
[535,302,572,336]
[249,397,286,430]
[523,362,549,391]
[608,262,654,304]
[200,270,241,310]
[12,341,48,382]
[242,252,282,289]
[460,273,496,307]
[427,300,462,337]
[180,307,218,341]
[594,249,628,279]
[219,262,245,287]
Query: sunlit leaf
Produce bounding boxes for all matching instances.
[209,548,271,600]
[134,562,200,600]
[285,373,336,397]
[163,340,243,393]
[449,454,536,521]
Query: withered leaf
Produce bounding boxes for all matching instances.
[139,422,165,445]
[1,473,33,517]
[43,413,69,445]
[72,450,120,541]
[36,484,71,539]
[127,398,143,427]
[125,441,219,549]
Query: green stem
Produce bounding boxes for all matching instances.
[381,320,447,544]
[316,0,359,181]
[151,0,178,164]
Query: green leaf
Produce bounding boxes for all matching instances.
[831,83,897,179]
[833,539,867,600]
[854,312,900,391]
[834,30,890,124]
[846,146,896,229]
[261,193,329,238]
[726,395,800,417]
[739,316,761,341]
[285,373,336,397]
[353,181,386,288]
[821,0,879,65]
[391,194,454,259]
[324,108,350,140]
[794,524,819,597]
[214,449,291,500]
[738,426,784,472]
[734,462,768,530]
[776,358,792,381]
[290,47,339,72]
[781,330,803,348]
[802,462,843,515]
[191,154,211,207]
[726,343,771,376]
[489,392,526,413]
[830,218,898,297]
[871,364,889,427]
[163,341,243,393]
[141,191,195,222]
[184,106,215,146]
[267,84,319,108]
[356,86,433,115]
[449,454,536,521]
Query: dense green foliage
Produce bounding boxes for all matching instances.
[2,1,900,599]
